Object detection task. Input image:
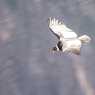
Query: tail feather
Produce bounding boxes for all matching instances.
[78,35,91,44]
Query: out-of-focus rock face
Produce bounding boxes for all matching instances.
[0,0,95,95]
[0,3,15,44]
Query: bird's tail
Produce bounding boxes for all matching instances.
[78,35,91,44]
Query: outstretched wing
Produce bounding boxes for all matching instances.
[48,17,78,39]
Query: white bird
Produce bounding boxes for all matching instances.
[48,17,91,55]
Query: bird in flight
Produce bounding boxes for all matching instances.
[48,17,91,55]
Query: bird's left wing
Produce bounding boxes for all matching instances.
[48,17,78,39]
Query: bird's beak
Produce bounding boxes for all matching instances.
[49,48,55,54]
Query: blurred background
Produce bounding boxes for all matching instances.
[0,0,95,95]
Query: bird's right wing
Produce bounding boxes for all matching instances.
[48,17,78,39]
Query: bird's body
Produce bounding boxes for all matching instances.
[48,17,91,55]
[61,38,81,54]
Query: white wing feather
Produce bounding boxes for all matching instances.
[48,17,78,39]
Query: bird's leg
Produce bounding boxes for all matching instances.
[72,48,81,55]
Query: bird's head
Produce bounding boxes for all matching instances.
[49,46,59,53]
[52,46,58,51]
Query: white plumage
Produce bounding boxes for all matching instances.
[48,17,91,55]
